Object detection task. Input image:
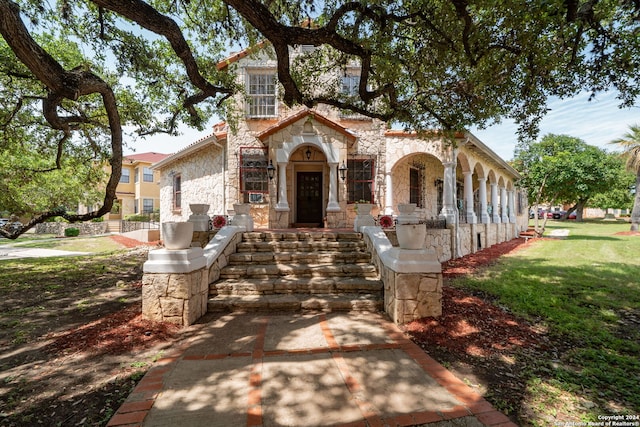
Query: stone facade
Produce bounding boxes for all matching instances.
[144,44,532,326]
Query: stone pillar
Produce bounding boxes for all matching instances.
[142,247,208,326]
[508,190,517,223]
[490,182,500,223]
[439,161,457,224]
[463,171,477,224]
[478,176,489,224]
[384,171,394,215]
[326,162,340,212]
[500,186,509,223]
[275,162,289,212]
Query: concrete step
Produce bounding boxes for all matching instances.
[228,251,371,264]
[236,240,366,253]
[212,277,383,296]
[207,293,383,313]
[219,263,379,279]
[242,231,363,242]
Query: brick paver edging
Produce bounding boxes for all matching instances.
[107,314,517,427]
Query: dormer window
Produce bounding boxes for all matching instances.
[247,71,277,118]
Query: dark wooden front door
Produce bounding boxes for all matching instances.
[296,172,323,224]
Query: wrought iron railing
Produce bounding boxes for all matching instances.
[121,220,160,233]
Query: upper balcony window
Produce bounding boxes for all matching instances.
[246,72,277,118]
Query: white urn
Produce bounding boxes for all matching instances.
[162,221,194,250]
[396,223,426,250]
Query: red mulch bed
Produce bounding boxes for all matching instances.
[404,237,545,358]
[44,303,181,357]
[109,234,161,248]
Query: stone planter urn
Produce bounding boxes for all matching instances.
[189,203,210,215]
[397,203,419,225]
[233,203,254,232]
[355,203,373,216]
[162,221,194,250]
[354,203,375,231]
[189,203,210,231]
[396,223,426,250]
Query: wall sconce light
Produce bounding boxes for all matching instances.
[339,161,348,181]
[267,160,275,181]
[305,147,312,161]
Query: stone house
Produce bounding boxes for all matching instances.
[152,45,528,262]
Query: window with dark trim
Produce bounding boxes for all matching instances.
[173,174,181,210]
[347,158,375,203]
[240,147,269,194]
[143,167,153,182]
[409,167,424,208]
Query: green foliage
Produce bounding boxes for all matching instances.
[2,0,640,236]
[64,227,80,237]
[611,125,640,229]
[513,134,621,208]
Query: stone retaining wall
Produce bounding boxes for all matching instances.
[35,222,108,236]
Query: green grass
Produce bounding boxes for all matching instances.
[1,235,123,253]
[450,220,640,418]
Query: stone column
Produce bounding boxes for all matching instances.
[508,190,517,223]
[384,171,394,215]
[439,161,457,224]
[490,182,500,223]
[275,162,289,211]
[326,162,340,212]
[463,171,477,224]
[500,186,509,223]
[478,176,489,224]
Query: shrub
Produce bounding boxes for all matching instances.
[64,227,80,237]
[124,214,155,222]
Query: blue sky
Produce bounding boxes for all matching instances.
[127,90,638,161]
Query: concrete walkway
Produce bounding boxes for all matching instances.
[107,312,515,427]
[0,244,89,259]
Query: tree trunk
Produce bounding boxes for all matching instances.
[631,171,640,231]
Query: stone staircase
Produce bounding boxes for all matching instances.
[208,231,383,313]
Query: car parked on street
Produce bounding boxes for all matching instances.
[552,210,567,219]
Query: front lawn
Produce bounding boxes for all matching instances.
[448,221,640,424]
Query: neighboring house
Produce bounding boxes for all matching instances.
[104,152,170,220]
[154,45,528,261]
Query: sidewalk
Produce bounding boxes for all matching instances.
[108,312,515,427]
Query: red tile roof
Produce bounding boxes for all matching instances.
[257,109,356,142]
[124,152,170,164]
